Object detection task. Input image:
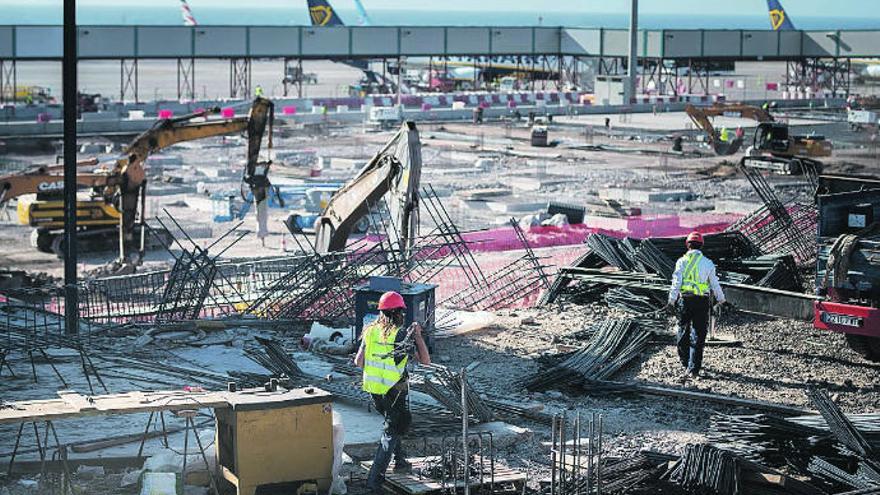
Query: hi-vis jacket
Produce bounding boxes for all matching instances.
[668,249,726,304]
[361,323,407,395]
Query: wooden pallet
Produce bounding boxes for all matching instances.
[362,457,526,495]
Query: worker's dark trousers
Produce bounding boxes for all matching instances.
[367,386,412,492]
[677,295,711,374]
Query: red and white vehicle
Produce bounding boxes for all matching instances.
[814,175,880,361]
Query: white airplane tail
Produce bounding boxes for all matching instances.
[180,0,198,26]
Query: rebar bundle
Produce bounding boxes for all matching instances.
[808,457,880,490]
[601,452,677,494]
[725,198,817,268]
[523,318,653,391]
[649,232,761,265]
[244,336,307,380]
[667,444,743,495]
[633,239,675,280]
[417,363,495,423]
[807,389,876,459]
[604,287,665,314]
[707,413,835,469]
[585,234,639,272]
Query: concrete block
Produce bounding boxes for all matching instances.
[599,188,694,203]
[140,472,177,495]
[484,200,546,213]
[713,199,762,215]
[508,177,543,191]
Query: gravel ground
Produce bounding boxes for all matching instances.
[424,300,880,479]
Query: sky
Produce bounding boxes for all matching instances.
[0,0,872,16]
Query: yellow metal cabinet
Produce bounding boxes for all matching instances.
[216,387,334,495]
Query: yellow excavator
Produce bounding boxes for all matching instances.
[686,103,775,156]
[307,121,422,254]
[1,97,275,257]
[686,103,832,157]
[686,102,832,174]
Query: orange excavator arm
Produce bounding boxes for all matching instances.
[0,158,105,204]
[102,97,274,239]
[685,103,774,155]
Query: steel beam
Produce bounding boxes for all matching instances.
[0,60,15,105]
[177,58,195,101]
[119,58,138,103]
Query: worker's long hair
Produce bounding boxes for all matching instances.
[376,308,404,340]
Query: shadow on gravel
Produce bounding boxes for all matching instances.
[704,368,880,394]
[746,346,880,371]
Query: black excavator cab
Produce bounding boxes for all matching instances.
[754,122,790,153]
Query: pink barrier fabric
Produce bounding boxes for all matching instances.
[220,107,235,118]
[458,213,741,253]
[351,213,740,308]
[158,109,173,119]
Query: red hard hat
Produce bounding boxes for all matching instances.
[377,291,406,311]
[686,231,704,245]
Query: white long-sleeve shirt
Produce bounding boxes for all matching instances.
[668,249,726,304]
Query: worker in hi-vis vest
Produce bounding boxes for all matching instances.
[664,232,726,383]
[355,291,431,492]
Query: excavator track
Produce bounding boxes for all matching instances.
[31,226,173,258]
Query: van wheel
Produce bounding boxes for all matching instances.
[845,334,880,362]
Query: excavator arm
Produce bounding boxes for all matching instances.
[685,103,774,156]
[3,98,276,260]
[0,159,104,205]
[240,97,275,204]
[315,121,422,253]
[105,97,274,242]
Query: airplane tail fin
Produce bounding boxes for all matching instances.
[766,0,795,30]
[180,0,198,26]
[307,0,345,27]
[353,0,372,26]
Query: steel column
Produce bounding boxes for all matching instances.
[229,58,251,99]
[63,0,78,335]
[627,0,639,103]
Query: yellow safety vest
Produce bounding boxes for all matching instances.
[362,324,407,395]
[720,128,730,142]
[681,252,709,296]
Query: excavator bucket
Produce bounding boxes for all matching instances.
[315,121,422,253]
[712,136,744,156]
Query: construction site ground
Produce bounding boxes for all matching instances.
[1,102,879,494]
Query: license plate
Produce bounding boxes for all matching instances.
[821,312,864,328]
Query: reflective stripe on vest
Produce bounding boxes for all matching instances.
[681,252,709,296]
[362,324,407,395]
